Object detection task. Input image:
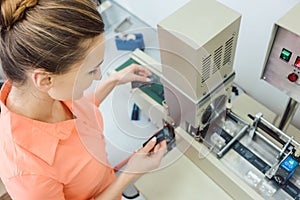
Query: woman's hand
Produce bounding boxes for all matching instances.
[123,137,167,179]
[94,64,151,104]
[113,64,152,85]
[94,138,166,200]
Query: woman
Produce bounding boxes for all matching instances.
[0,0,166,199]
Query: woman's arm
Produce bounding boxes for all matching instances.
[95,64,151,104]
[95,137,166,200]
[94,74,118,105]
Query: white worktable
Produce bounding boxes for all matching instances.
[135,147,233,200]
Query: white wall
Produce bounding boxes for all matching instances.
[116,0,300,129]
[116,0,190,27]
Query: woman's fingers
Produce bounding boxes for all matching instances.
[140,137,157,154]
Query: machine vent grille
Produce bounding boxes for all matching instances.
[223,37,234,66]
[213,45,223,74]
[202,55,211,83]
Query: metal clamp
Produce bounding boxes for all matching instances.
[249,112,263,139]
[278,136,293,160]
[217,124,249,158]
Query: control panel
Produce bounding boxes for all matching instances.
[262,27,300,102]
[278,46,300,83]
[261,3,300,102]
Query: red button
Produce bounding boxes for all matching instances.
[295,57,300,68]
[288,73,298,82]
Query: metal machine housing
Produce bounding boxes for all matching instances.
[158,0,241,101]
[162,72,235,131]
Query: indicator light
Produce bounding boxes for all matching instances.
[280,48,292,62]
[294,56,300,68]
[288,73,298,82]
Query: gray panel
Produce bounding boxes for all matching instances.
[262,27,300,102]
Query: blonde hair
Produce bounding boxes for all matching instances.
[0,0,104,83]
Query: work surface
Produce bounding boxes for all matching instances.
[136,148,233,200]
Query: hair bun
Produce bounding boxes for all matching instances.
[1,0,38,32]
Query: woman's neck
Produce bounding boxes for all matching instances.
[6,83,73,123]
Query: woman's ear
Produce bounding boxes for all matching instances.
[31,69,54,92]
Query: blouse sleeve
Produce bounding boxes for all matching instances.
[4,175,65,200]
